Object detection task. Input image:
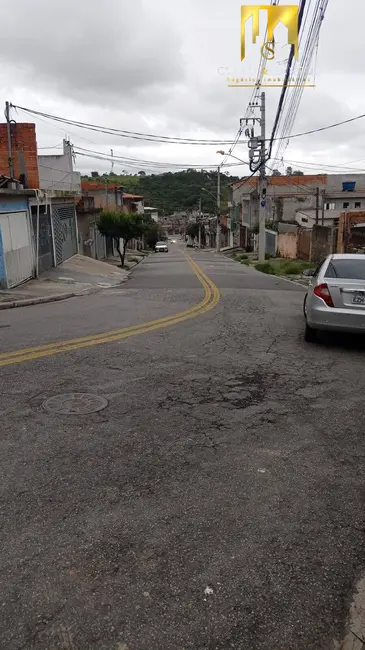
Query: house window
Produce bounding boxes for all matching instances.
[355,202,361,208]
[343,202,350,208]
[325,202,335,210]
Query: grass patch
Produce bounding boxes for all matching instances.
[233,253,249,262]
[240,259,250,266]
[255,262,276,275]
[256,258,313,276]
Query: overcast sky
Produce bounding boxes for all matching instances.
[1,0,363,177]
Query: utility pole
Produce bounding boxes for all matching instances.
[5,101,14,179]
[258,92,266,263]
[315,186,320,225]
[198,196,202,248]
[216,165,221,252]
[321,190,325,226]
[105,177,109,208]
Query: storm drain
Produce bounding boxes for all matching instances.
[42,393,108,415]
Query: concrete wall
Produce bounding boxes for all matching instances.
[0,123,39,189]
[38,141,81,193]
[277,232,297,259]
[310,225,332,264]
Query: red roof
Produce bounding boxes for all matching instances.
[82,181,118,191]
[81,181,143,199]
[231,174,327,190]
[123,193,144,200]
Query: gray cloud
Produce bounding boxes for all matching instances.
[0,0,184,105]
[0,0,361,175]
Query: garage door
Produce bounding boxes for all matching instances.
[52,205,77,265]
[0,211,33,288]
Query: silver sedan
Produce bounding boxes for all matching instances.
[304,253,365,342]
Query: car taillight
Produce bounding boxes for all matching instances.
[313,283,334,307]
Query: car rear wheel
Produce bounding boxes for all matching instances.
[304,322,317,343]
[303,294,307,317]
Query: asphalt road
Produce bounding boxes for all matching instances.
[1,243,365,650]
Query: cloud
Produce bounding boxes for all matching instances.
[0,0,185,105]
[0,0,362,176]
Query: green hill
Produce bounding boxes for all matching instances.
[81,169,240,215]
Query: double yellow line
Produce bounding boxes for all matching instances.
[0,255,220,368]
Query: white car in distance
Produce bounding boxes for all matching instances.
[155,241,168,253]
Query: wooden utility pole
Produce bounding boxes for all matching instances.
[315,187,320,225]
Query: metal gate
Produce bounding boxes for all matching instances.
[0,211,33,288]
[52,205,77,265]
[265,229,277,257]
[31,207,54,273]
[90,224,106,260]
[297,228,311,260]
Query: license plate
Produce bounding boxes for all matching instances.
[352,293,365,304]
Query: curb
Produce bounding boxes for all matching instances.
[0,255,144,310]
[0,291,76,310]
[0,273,132,311]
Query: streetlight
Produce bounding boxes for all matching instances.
[201,187,216,200]
[216,151,250,166]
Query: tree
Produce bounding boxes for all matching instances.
[138,170,146,176]
[187,223,199,240]
[271,169,282,176]
[97,210,145,267]
[286,166,293,176]
[292,169,304,175]
[144,221,165,249]
[91,171,99,178]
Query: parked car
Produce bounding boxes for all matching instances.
[303,254,365,342]
[155,241,168,253]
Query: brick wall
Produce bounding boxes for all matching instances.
[0,123,39,189]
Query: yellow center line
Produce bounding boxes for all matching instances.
[0,254,220,367]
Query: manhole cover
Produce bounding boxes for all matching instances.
[42,393,108,415]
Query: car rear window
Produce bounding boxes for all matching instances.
[325,259,365,279]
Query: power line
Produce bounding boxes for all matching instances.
[268,0,308,161]
[11,104,244,146]
[10,102,365,148]
[273,0,329,164]
[74,149,245,172]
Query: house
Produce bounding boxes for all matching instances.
[144,206,159,222]
[0,123,81,287]
[295,209,341,229]
[77,182,145,258]
[32,139,81,271]
[0,177,35,289]
[228,173,365,247]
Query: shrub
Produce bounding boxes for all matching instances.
[265,253,273,260]
[281,261,303,275]
[240,259,250,266]
[256,262,275,275]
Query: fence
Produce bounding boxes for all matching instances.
[277,225,333,263]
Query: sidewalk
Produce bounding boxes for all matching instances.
[0,254,131,310]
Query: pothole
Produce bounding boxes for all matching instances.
[42,393,108,415]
